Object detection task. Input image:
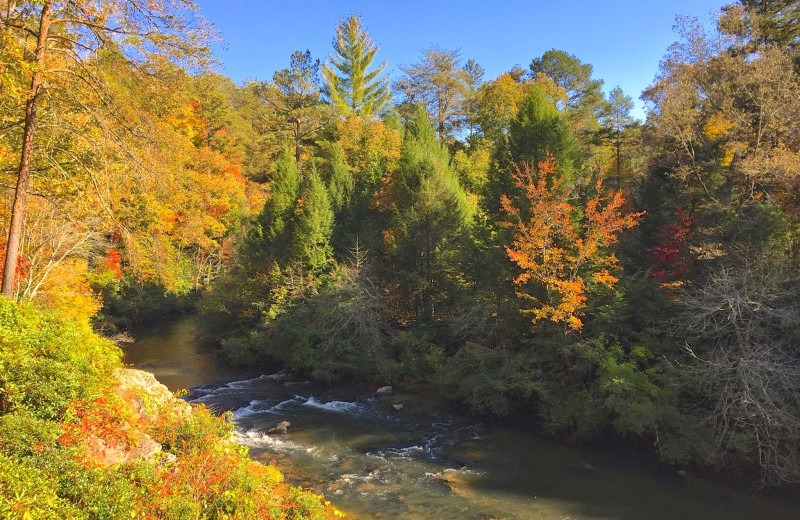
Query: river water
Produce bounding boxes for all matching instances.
[124,316,800,520]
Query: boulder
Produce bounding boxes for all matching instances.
[268,420,291,434]
[86,428,162,466]
[114,368,191,422]
[375,386,393,397]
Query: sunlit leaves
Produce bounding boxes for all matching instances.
[500,156,642,330]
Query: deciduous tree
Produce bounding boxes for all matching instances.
[0,0,214,299]
[500,156,642,330]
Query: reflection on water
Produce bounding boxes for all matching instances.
[126,317,800,520]
[122,316,259,391]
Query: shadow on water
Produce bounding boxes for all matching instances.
[125,316,800,520]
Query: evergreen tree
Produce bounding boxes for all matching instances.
[322,14,391,118]
[251,147,301,261]
[600,86,635,188]
[326,143,353,212]
[293,169,335,273]
[484,83,579,219]
[381,109,469,319]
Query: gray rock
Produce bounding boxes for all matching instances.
[375,386,393,397]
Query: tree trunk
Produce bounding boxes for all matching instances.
[2,1,52,299]
[615,138,622,190]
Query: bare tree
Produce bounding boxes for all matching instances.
[676,255,800,484]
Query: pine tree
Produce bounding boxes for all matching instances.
[252,147,301,261]
[322,14,391,118]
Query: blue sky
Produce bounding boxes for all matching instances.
[195,0,726,120]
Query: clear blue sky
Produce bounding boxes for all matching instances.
[195,0,726,120]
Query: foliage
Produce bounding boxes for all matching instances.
[374,110,470,321]
[395,47,471,142]
[0,298,332,518]
[499,157,642,329]
[4,0,800,489]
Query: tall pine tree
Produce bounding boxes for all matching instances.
[322,15,391,118]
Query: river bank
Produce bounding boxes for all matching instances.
[123,315,800,520]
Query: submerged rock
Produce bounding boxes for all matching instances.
[375,386,393,397]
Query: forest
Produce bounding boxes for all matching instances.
[1,0,800,516]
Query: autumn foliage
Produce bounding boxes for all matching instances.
[649,207,694,298]
[500,156,642,329]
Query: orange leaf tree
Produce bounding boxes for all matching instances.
[500,155,643,330]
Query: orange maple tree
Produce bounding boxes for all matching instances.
[500,155,643,330]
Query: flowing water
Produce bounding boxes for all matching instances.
[123,317,800,520]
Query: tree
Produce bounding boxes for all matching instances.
[322,14,391,119]
[529,49,605,129]
[484,83,579,219]
[719,0,800,58]
[395,46,469,142]
[676,256,800,484]
[257,50,331,164]
[262,147,301,244]
[499,156,642,330]
[292,169,335,273]
[325,143,353,211]
[0,0,214,299]
[374,110,469,320]
[642,15,800,257]
[600,86,635,187]
[462,59,485,138]
[472,72,531,143]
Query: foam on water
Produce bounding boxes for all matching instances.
[301,397,362,414]
[232,399,270,419]
[235,430,327,459]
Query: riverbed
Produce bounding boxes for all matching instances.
[123,316,800,520]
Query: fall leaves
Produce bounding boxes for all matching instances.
[500,156,643,330]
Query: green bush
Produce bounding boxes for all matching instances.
[0,299,120,419]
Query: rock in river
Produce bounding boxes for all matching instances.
[375,386,393,397]
[268,420,291,434]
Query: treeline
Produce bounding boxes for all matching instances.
[207,6,800,486]
[2,1,800,486]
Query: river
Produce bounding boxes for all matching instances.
[123,316,800,520]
